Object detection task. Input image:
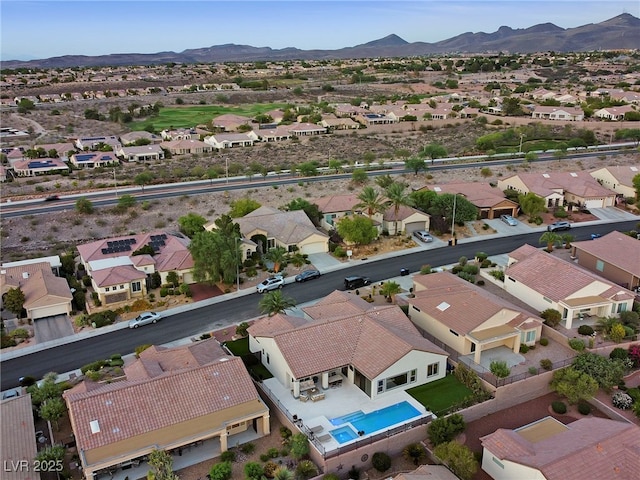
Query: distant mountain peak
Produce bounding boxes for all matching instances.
[360,34,409,48]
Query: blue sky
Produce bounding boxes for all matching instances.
[2,1,638,61]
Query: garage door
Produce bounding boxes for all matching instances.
[29,304,69,320]
[584,199,605,209]
[404,222,425,235]
[182,272,195,284]
[300,242,327,255]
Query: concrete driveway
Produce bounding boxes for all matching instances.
[484,217,536,235]
[34,314,74,343]
[589,207,639,221]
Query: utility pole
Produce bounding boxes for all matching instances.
[113,168,118,199]
[451,194,457,246]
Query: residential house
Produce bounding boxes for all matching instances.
[504,245,635,328]
[319,117,360,130]
[593,105,635,120]
[160,128,196,141]
[426,182,519,219]
[116,144,164,162]
[1,394,41,480]
[34,142,76,159]
[287,123,327,136]
[204,132,258,150]
[355,113,397,126]
[333,103,368,118]
[531,106,584,121]
[590,165,640,199]
[248,290,448,400]
[312,194,360,230]
[0,261,72,320]
[392,465,459,480]
[458,106,480,118]
[11,157,70,177]
[570,231,640,292]
[481,417,640,480]
[70,151,119,169]
[497,171,616,210]
[256,125,292,142]
[214,206,329,255]
[119,131,162,145]
[75,135,121,151]
[408,272,542,365]
[64,339,270,480]
[210,114,252,132]
[160,138,212,155]
[382,205,431,235]
[90,265,148,305]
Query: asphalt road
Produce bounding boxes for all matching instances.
[1,220,636,391]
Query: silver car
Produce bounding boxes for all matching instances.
[500,214,518,226]
[257,275,285,293]
[413,230,433,242]
[128,311,161,328]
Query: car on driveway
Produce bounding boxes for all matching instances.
[128,311,161,328]
[295,269,321,282]
[500,214,518,226]
[413,230,433,242]
[257,275,285,293]
[547,221,571,232]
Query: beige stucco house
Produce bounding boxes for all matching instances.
[382,205,430,236]
[426,182,519,219]
[312,194,361,231]
[504,245,636,328]
[408,272,542,365]
[590,165,640,200]
[64,340,270,480]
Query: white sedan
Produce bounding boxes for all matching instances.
[128,311,161,328]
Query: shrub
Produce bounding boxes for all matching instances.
[295,460,317,480]
[610,347,629,361]
[577,402,591,415]
[475,252,488,262]
[220,450,236,463]
[402,443,426,466]
[520,343,529,353]
[578,325,594,336]
[568,338,586,351]
[612,391,633,410]
[551,401,567,414]
[347,466,360,480]
[541,309,562,327]
[420,264,432,274]
[427,413,466,446]
[209,461,233,480]
[279,426,292,440]
[490,360,510,378]
[235,322,250,337]
[489,270,504,281]
[433,441,478,480]
[476,280,485,286]
[244,461,264,479]
[540,338,549,346]
[540,359,553,370]
[371,452,391,472]
[528,367,538,375]
[323,475,340,480]
[334,246,347,258]
[462,264,479,275]
[263,461,278,478]
[266,447,279,458]
[240,443,255,455]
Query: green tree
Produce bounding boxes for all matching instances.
[351,168,368,184]
[375,174,394,189]
[328,159,342,173]
[259,290,296,317]
[572,352,624,390]
[402,443,426,465]
[17,98,36,113]
[433,441,478,480]
[540,308,562,327]
[336,215,378,248]
[384,182,414,235]
[75,197,94,214]
[35,445,65,465]
[209,462,232,480]
[355,186,385,219]
[244,461,264,480]
[420,143,447,164]
[147,448,179,480]
[284,198,321,225]
[178,212,207,237]
[379,281,401,303]
[518,192,545,218]
[26,372,64,407]
[409,189,437,213]
[539,231,561,251]
[134,171,154,192]
[229,197,261,217]
[289,432,309,460]
[633,173,640,200]
[3,287,25,317]
[427,414,466,446]
[189,215,241,285]
[405,157,426,175]
[298,161,318,176]
[117,194,136,208]
[166,271,179,288]
[550,367,598,404]
[265,246,288,273]
[430,193,477,232]
[39,397,66,431]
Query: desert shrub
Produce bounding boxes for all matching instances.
[462,264,479,275]
[490,360,510,378]
[266,447,279,458]
[420,264,432,274]
[627,387,640,402]
[135,344,152,357]
[240,443,255,455]
[610,347,629,361]
[347,466,360,480]
[540,358,553,370]
[244,461,264,479]
[577,402,591,415]
[457,271,476,283]
[280,426,292,440]
[551,401,567,414]
[220,450,236,463]
[81,359,108,374]
[323,475,340,480]
[454,363,489,398]
[528,367,538,375]
[235,322,250,337]
[475,252,488,262]
[489,270,504,281]
[209,461,232,480]
[520,344,529,353]
[568,338,585,351]
[612,391,633,410]
[263,461,278,478]
[371,452,391,472]
[334,246,347,258]
[295,460,318,480]
[433,441,478,480]
[402,443,426,466]
[540,338,549,346]
[458,256,468,266]
[427,413,466,446]
[541,309,562,327]
[578,325,594,335]
[480,259,492,268]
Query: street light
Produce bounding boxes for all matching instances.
[451,193,457,245]
[518,134,524,153]
[235,236,241,292]
[113,168,118,199]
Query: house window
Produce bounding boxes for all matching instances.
[525,330,536,343]
[385,373,408,390]
[492,457,504,469]
[617,303,627,313]
[267,239,275,249]
[596,260,604,272]
[131,281,141,292]
[266,353,270,364]
[410,369,417,383]
[427,363,439,377]
[449,329,459,337]
[120,285,125,290]
[377,380,384,394]
[105,287,110,292]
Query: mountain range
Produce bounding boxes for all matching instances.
[3,13,639,69]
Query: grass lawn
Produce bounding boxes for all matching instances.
[223,337,250,356]
[407,375,473,415]
[129,103,288,131]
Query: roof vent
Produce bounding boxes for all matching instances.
[630,167,638,172]
[219,358,229,362]
[570,172,578,177]
[223,395,230,401]
[542,174,550,178]
[213,371,219,376]
[436,301,451,312]
[22,272,29,279]
[112,427,120,433]
[105,400,112,406]
[433,187,442,192]
[90,420,100,434]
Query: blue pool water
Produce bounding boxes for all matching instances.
[330,425,359,444]
[329,401,421,441]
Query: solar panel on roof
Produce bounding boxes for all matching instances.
[101,248,109,254]
[107,241,114,247]
[160,233,167,240]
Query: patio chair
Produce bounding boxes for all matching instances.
[309,425,324,433]
[311,392,325,402]
[299,393,309,402]
[317,434,332,442]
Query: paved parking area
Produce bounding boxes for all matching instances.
[483,217,537,235]
[34,314,74,343]
[589,206,639,221]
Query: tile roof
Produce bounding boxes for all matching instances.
[481,417,640,480]
[1,261,53,289]
[64,339,262,453]
[501,171,614,198]
[154,249,194,272]
[393,464,460,480]
[571,230,640,277]
[591,165,640,187]
[249,290,447,380]
[311,194,359,213]
[237,206,328,244]
[506,245,632,303]
[410,272,541,334]
[1,394,41,480]
[77,230,190,263]
[22,270,73,308]
[382,205,429,222]
[428,182,517,209]
[91,265,146,287]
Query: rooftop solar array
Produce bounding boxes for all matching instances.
[149,233,168,252]
[101,238,137,255]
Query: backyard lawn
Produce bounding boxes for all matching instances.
[407,374,473,415]
[130,103,288,131]
[223,337,273,380]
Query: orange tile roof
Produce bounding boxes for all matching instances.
[501,171,614,198]
[77,231,190,263]
[1,394,41,480]
[311,194,359,213]
[427,182,518,209]
[571,230,640,277]
[22,270,73,308]
[91,265,146,287]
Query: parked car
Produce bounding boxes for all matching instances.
[344,275,371,290]
[44,195,60,202]
[257,275,285,293]
[128,311,161,328]
[413,230,433,242]
[547,221,571,232]
[500,214,518,226]
[400,268,410,276]
[295,269,321,282]
[591,233,602,240]
[2,389,20,400]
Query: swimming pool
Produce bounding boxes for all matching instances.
[329,401,421,443]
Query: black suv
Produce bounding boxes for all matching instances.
[344,275,371,290]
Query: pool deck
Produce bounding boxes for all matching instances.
[261,377,431,451]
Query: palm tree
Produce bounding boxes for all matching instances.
[355,186,386,219]
[539,231,561,252]
[288,252,307,268]
[561,233,574,249]
[384,182,414,235]
[379,281,402,303]
[259,290,296,317]
[402,443,426,465]
[265,246,288,273]
[273,467,294,480]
